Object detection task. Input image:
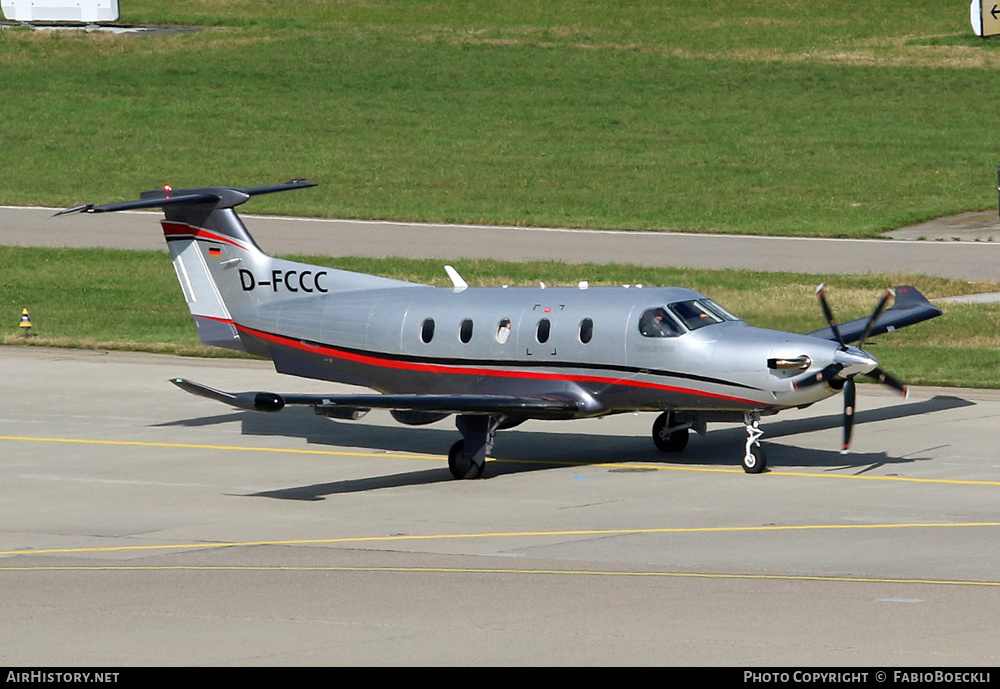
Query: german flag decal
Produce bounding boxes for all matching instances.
[208,246,222,258]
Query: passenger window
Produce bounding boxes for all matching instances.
[460,318,474,343]
[496,318,512,344]
[579,318,594,344]
[536,318,551,343]
[638,308,681,338]
[421,318,435,343]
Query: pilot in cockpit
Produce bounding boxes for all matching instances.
[639,307,681,338]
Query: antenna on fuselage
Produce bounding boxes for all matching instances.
[444,265,468,292]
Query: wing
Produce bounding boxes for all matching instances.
[805,285,942,344]
[171,378,592,420]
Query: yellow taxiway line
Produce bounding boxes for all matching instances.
[4,434,1000,486]
[3,432,999,586]
[1,521,998,558]
[0,564,998,589]
[0,434,439,460]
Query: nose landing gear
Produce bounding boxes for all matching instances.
[652,410,767,473]
[742,411,767,473]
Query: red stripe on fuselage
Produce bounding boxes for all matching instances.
[192,316,763,406]
[161,222,250,252]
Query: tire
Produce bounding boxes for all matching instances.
[652,412,689,453]
[447,440,485,479]
[742,445,767,474]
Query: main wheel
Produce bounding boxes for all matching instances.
[742,445,767,474]
[447,440,485,479]
[652,412,689,453]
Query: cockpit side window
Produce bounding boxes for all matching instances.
[638,307,682,338]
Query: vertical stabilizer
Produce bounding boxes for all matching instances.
[56,180,417,354]
[164,213,247,351]
[61,180,318,352]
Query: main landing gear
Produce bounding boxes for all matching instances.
[651,410,768,474]
[652,411,689,453]
[447,415,501,480]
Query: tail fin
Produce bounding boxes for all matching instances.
[57,180,412,353]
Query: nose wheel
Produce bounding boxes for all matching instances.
[742,411,767,473]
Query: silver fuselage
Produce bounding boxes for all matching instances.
[224,282,859,417]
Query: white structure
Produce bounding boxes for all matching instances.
[971,0,1000,37]
[1,0,119,22]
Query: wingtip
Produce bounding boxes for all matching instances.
[53,203,93,217]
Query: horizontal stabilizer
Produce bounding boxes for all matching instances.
[55,179,316,216]
[806,285,942,343]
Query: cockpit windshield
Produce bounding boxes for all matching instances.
[667,299,741,331]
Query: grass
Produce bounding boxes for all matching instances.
[3,2,999,387]
[0,1,999,236]
[3,245,999,388]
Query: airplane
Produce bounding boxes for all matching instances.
[58,180,943,478]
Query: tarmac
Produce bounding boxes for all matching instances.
[3,347,1000,665]
[887,209,1000,242]
[6,206,1000,282]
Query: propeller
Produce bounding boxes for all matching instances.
[801,284,909,454]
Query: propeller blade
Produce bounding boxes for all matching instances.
[793,363,843,390]
[858,289,892,350]
[816,283,845,347]
[864,367,908,397]
[842,377,856,454]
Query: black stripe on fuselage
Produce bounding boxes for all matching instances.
[236,322,762,393]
